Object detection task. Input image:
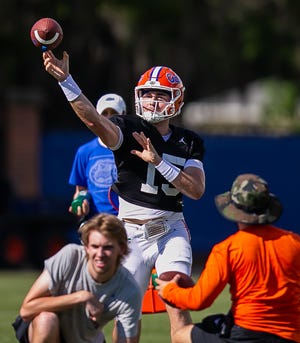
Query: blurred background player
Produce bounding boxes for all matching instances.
[68,93,126,221]
[12,213,141,343]
[156,173,300,343]
[42,50,206,342]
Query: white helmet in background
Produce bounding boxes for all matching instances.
[96,93,126,115]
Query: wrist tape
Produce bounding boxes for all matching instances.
[155,159,180,183]
[59,74,82,101]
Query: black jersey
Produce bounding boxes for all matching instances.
[110,115,205,212]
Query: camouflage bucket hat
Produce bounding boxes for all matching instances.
[215,174,283,224]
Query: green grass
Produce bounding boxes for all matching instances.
[1,270,230,343]
[0,270,40,343]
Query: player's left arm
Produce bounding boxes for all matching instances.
[131,131,205,200]
[171,165,205,200]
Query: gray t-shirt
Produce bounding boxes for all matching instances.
[44,244,141,343]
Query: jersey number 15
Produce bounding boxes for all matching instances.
[141,153,185,196]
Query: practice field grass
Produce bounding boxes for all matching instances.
[1,270,230,343]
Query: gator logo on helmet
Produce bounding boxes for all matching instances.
[166,72,181,85]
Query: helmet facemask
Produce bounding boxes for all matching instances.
[135,86,184,124]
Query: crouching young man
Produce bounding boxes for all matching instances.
[12,213,141,343]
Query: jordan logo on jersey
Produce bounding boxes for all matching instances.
[179,137,187,145]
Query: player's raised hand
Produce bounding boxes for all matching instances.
[131,131,162,165]
[43,50,69,82]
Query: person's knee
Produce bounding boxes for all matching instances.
[33,311,58,325]
[29,312,60,341]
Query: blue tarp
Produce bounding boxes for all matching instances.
[42,132,300,253]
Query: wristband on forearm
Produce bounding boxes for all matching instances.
[155,159,180,183]
[59,74,82,101]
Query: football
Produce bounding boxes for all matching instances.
[159,271,195,288]
[30,17,63,51]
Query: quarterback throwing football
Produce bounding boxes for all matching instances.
[42,50,206,342]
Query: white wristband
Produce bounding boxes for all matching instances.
[155,159,180,183]
[59,74,82,101]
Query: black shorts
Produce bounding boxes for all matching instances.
[12,315,107,343]
[11,315,67,343]
[191,323,296,343]
[12,316,30,343]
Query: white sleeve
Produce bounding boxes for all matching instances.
[184,159,204,171]
[109,126,123,151]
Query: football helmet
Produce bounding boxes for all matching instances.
[135,66,185,123]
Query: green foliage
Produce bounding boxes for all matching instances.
[2,0,300,130]
[2,1,300,135]
[261,78,299,124]
[0,270,39,343]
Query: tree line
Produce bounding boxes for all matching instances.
[1,0,300,129]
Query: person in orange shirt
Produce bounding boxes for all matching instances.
[156,173,300,343]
